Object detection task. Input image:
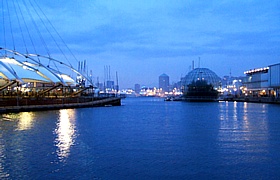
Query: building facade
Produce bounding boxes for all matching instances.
[159,73,169,92]
[243,67,270,96]
[269,63,280,97]
[134,84,141,94]
[243,64,280,97]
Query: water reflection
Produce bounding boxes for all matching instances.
[17,112,35,131]
[0,117,9,178]
[0,137,9,179]
[54,109,77,161]
[0,112,37,178]
[218,102,269,163]
[1,112,35,131]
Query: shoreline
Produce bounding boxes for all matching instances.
[220,96,280,104]
[164,96,280,104]
[0,97,121,113]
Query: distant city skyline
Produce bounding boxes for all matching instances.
[1,0,279,89]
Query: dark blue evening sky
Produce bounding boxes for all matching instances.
[1,0,280,88]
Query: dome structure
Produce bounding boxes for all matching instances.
[159,73,169,77]
[184,68,221,88]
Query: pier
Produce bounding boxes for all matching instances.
[0,97,121,113]
[221,96,280,104]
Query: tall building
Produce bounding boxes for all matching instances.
[134,84,141,94]
[159,73,169,92]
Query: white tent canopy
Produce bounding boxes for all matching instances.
[0,56,76,86]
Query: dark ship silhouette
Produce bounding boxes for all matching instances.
[184,79,218,102]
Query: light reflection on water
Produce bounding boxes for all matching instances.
[1,99,280,179]
[1,112,35,131]
[16,112,35,131]
[0,137,9,179]
[0,112,36,179]
[218,102,269,163]
[54,109,77,161]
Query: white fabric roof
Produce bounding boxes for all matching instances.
[0,57,76,85]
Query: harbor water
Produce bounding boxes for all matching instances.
[0,97,280,179]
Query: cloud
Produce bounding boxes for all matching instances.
[1,0,280,88]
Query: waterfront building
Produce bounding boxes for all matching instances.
[0,56,87,93]
[0,54,122,110]
[221,76,246,96]
[119,88,137,97]
[159,73,169,92]
[181,68,221,101]
[243,63,280,97]
[243,66,271,96]
[139,86,157,97]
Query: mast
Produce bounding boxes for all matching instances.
[116,71,119,92]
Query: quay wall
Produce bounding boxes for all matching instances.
[221,96,280,104]
[0,97,121,113]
